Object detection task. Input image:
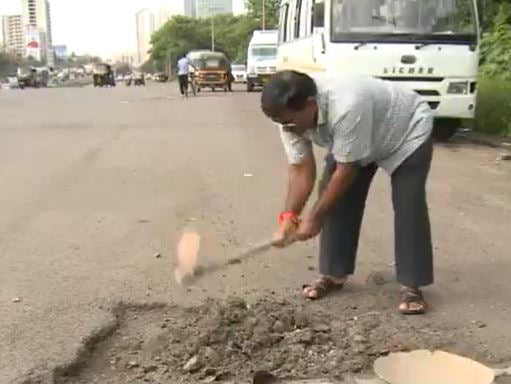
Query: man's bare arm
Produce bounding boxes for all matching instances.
[284,153,316,214]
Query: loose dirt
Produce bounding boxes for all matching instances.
[59,296,494,384]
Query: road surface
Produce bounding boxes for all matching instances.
[1,83,510,383]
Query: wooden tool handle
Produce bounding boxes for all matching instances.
[180,240,274,285]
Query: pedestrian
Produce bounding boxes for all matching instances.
[262,70,434,315]
[188,62,197,96]
[177,54,190,97]
[226,61,234,92]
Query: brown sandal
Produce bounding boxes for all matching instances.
[302,276,344,300]
[399,287,427,315]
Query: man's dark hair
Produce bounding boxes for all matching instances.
[261,70,317,119]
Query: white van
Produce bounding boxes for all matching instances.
[277,0,481,141]
[246,30,278,92]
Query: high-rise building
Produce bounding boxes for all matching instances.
[136,9,155,65]
[113,52,136,66]
[171,0,196,17]
[233,0,248,15]
[2,15,24,57]
[153,8,174,30]
[135,2,204,66]
[20,0,54,66]
[184,0,196,17]
[136,5,190,66]
[195,0,233,18]
[53,44,68,60]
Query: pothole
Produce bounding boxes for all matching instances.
[38,296,494,384]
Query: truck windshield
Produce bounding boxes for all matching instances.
[18,68,32,76]
[251,47,277,59]
[331,0,477,43]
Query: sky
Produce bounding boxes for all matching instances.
[0,0,247,58]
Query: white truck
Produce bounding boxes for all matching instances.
[246,30,279,92]
[276,0,480,140]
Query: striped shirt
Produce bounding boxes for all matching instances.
[279,74,433,174]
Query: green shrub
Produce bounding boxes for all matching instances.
[475,77,511,136]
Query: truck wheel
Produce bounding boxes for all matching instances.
[433,118,460,142]
[247,82,254,92]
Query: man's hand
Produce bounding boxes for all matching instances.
[295,214,323,241]
[272,217,298,248]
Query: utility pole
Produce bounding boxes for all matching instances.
[210,0,215,51]
[211,16,215,51]
[262,0,266,30]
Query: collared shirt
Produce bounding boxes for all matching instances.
[279,74,433,174]
[177,57,189,75]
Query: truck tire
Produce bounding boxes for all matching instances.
[433,118,460,142]
[247,81,254,92]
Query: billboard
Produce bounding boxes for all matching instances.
[54,45,68,59]
[25,26,41,61]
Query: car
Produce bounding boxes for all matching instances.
[6,75,20,89]
[153,72,169,82]
[231,64,247,83]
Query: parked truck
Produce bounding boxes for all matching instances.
[246,30,278,92]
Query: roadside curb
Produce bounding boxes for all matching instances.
[456,131,511,151]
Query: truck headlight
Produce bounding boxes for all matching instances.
[447,81,469,94]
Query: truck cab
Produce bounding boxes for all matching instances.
[246,30,278,92]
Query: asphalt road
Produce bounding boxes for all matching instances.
[1,83,511,383]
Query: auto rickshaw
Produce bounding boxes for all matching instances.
[133,71,145,86]
[92,63,116,87]
[16,66,49,89]
[188,51,232,92]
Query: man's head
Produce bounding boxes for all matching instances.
[261,70,318,135]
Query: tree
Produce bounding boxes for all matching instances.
[147,0,281,70]
[245,0,280,29]
[149,14,263,70]
[0,52,17,77]
[479,2,511,79]
[140,60,156,73]
[114,63,132,75]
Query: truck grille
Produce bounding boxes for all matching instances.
[379,76,445,82]
[415,90,440,96]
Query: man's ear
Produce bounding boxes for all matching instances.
[306,97,317,109]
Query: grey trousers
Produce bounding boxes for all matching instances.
[318,138,434,287]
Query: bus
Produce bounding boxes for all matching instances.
[276,0,480,140]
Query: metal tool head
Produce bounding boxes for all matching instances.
[174,234,275,287]
[174,229,201,286]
